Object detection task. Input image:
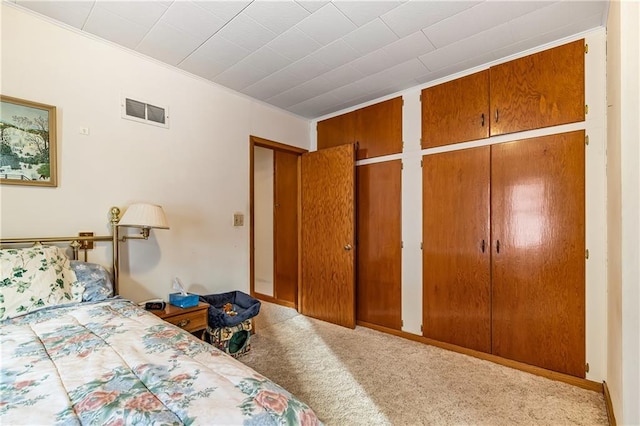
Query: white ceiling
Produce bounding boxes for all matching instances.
[9,0,609,119]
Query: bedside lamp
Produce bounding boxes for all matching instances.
[117,203,170,240]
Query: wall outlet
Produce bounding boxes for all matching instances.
[233,213,244,227]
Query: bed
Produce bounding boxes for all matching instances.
[0,244,320,425]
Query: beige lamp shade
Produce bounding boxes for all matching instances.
[118,203,169,229]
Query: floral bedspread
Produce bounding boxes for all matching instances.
[0,299,320,425]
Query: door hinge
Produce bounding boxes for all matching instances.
[420,242,423,250]
[585,44,589,54]
[401,161,404,170]
[401,241,404,248]
[585,135,589,146]
[421,159,423,167]
[402,99,404,107]
[419,94,422,102]
[585,104,589,115]
[585,249,589,259]
[585,362,590,373]
[401,320,404,327]
[420,324,423,332]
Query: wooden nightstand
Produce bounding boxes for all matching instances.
[151,302,209,337]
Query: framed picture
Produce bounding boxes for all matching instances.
[1,95,57,187]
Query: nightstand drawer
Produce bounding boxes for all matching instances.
[165,311,207,333]
[151,301,209,335]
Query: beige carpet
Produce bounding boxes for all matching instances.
[241,302,608,426]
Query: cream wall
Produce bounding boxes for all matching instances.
[0,5,310,301]
[606,1,640,424]
[312,29,609,382]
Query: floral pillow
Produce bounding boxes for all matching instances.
[0,246,84,320]
[70,260,113,301]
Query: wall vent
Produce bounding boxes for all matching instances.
[121,95,169,128]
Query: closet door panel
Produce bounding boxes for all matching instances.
[421,70,490,148]
[423,146,491,353]
[490,39,585,136]
[274,150,298,305]
[301,144,356,328]
[355,97,403,160]
[491,131,585,377]
[357,160,402,330]
[317,113,356,150]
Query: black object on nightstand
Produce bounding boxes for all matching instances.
[145,301,166,311]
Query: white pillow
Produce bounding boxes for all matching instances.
[0,246,84,320]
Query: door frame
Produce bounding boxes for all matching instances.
[249,135,307,309]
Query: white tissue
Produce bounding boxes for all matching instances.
[172,277,188,295]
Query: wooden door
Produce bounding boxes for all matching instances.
[317,113,356,150]
[300,144,356,328]
[274,150,298,305]
[355,97,403,160]
[423,147,492,353]
[491,130,585,377]
[490,39,585,136]
[422,70,490,148]
[356,160,402,330]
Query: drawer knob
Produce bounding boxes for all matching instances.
[177,319,190,328]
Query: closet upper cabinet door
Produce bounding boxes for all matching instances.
[421,71,490,148]
[355,97,403,160]
[317,113,356,150]
[490,39,585,136]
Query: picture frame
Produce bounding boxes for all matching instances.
[1,95,57,187]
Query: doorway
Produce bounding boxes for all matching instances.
[249,136,306,309]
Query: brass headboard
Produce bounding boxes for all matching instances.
[0,208,122,295]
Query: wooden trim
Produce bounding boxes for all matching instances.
[254,292,296,309]
[250,135,308,154]
[356,320,603,393]
[603,381,617,426]
[249,139,255,297]
[249,135,306,311]
[297,154,303,313]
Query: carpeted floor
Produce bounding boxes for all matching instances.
[240,302,608,426]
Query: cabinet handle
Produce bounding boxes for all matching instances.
[481,239,486,253]
[177,319,190,328]
[344,244,352,251]
[495,109,499,123]
[496,240,500,254]
[481,113,485,127]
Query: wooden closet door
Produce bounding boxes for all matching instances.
[421,70,490,148]
[355,97,403,160]
[491,131,585,377]
[423,146,491,353]
[490,39,585,136]
[357,160,402,330]
[317,113,356,150]
[274,150,298,305]
[301,144,356,328]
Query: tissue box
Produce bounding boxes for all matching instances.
[169,293,199,308]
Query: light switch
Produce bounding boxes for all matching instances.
[233,213,244,227]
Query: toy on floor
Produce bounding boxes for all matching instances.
[223,302,237,316]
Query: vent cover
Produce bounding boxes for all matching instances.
[121,95,169,128]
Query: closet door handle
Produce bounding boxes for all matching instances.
[344,244,352,251]
[496,240,500,254]
[495,109,499,123]
[481,239,486,253]
[481,113,485,127]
